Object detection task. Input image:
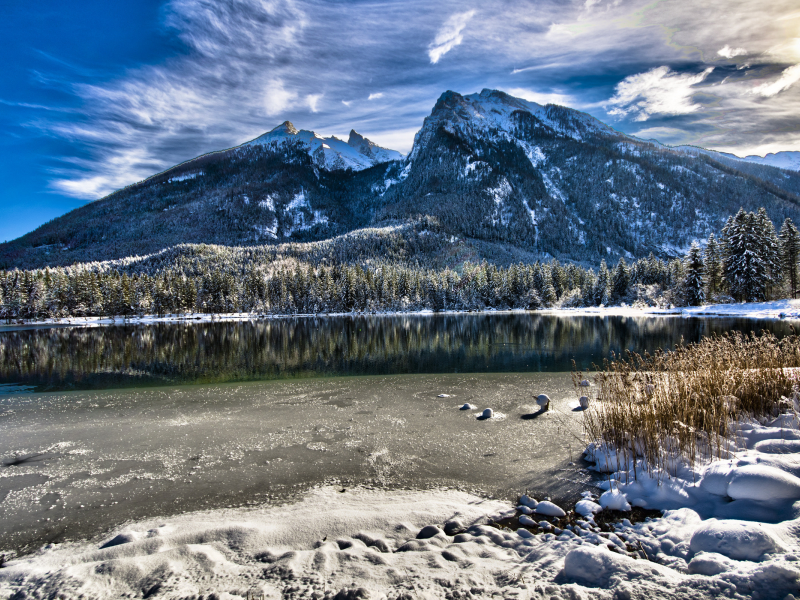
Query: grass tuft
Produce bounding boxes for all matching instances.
[576,330,800,479]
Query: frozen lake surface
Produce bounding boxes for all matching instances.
[1,373,585,554]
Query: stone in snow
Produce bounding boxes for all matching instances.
[460,403,477,410]
[533,500,566,517]
[443,519,464,536]
[580,379,591,387]
[416,525,444,539]
[518,514,537,527]
[480,408,493,419]
[579,396,590,409]
[520,494,538,508]
[517,505,533,515]
[536,394,550,409]
[437,394,451,398]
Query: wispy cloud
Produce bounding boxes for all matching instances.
[752,63,800,97]
[428,10,475,64]
[717,45,748,59]
[17,0,800,205]
[607,66,714,121]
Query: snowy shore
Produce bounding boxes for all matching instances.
[4,408,800,598]
[4,299,800,330]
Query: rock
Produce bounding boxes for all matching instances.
[536,394,551,409]
[533,500,566,517]
[517,505,533,515]
[416,525,444,539]
[443,519,464,536]
[519,514,537,527]
[727,465,800,501]
[580,379,591,387]
[579,396,590,409]
[460,403,477,410]
[437,394,451,398]
[520,494,538,508]
[480,408,493,419]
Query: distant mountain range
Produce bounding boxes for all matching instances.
[3,88,800,270]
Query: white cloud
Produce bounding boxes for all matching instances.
[341,100,352,107]
[428,10,475,64]
[717,45,748,59]
[264,80,297,116]
[607,66,714,121]
[306,93,322,112]
[368,92,384,100]
[507,87,576,107]
[752,63,800,97]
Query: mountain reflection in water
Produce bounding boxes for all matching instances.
[0,313,794,392]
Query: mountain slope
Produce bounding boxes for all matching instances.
[377,89,800,261]
[3,89,800,270]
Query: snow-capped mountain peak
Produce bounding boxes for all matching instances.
[245,122,402,171]
[406,88,613,163]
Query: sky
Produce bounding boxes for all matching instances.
[2,0,800,242]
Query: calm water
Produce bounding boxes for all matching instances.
[0,313,795,392]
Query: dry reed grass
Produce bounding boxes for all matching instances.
[575,330,800,479]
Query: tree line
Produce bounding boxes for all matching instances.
[1,207,798,321]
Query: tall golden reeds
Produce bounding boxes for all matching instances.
[577,330,800,480]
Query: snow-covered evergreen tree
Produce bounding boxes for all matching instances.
[683,243,705,306]
[780,217,800,299]
[704,233,723,300]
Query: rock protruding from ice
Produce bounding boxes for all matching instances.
[460,403,477,410]
[580,379,591,387]
[480,408,493,419]
[437,393,451,398]
[689,519,788,561]
[536,394,551,410]
[519,494,538,509]
[443,519,464,536]
[533,500,566,518]
[519,514,537,527]
[416,525,444,539]
[517,505,533,515]
[579,396,590,410]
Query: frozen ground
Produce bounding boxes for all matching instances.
[6,372,800,597]
[0,373,588,556]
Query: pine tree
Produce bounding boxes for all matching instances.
[755,208,781,299]
[683,242,705,306]
[594,260,611,306]
[611,258,630,303]
[704,233,723,300]
[780,218,800,299]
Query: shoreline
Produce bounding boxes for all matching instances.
[3,299,800,331]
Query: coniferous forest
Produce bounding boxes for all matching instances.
[1,206,797,321]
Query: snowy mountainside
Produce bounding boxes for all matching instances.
[246,121,403,172]
[3,88,800,270]
[377,89,800,263]
[736,150,800,172]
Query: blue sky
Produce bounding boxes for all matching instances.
[2,0,800,242]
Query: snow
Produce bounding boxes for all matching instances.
[689,520,789,561]
[167,171,202,183]
[245,122,402,172]
[533,500,565,517]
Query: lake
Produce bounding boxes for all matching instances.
[0,313,794,392]
[0,313,795,554]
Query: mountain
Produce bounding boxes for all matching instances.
[739,151,800,172]
[375,89,800,261]
[245,121,403,171]
[3,88,800,270]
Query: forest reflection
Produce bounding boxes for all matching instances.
[0,314,794,392]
